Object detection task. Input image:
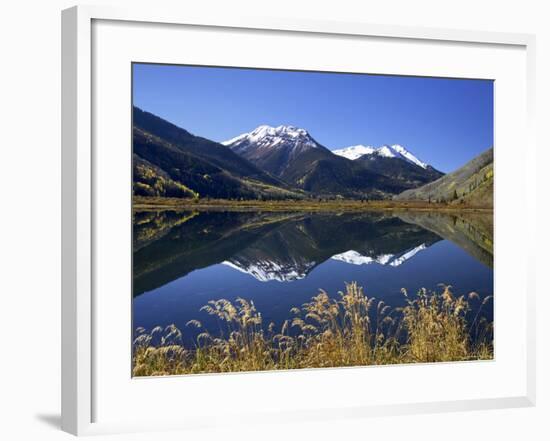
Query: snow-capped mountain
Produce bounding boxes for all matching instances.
[223,124,320,157]
[332,143,443,189]
[223,124,317,146]
[223,125,407,197]
[331,244,428,268]
[333,144,429,169]
[222,124,331,179]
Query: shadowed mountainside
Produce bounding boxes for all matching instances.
[133,108,305,200]
[355,155,443,189]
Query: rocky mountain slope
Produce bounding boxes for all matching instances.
[395,147,493,207]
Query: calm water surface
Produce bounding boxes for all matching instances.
[133,210,493,346]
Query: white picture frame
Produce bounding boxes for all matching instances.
[62,5,537,436]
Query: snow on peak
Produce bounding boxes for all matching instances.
[222,124,317,149]
[390,144,428,169]
[250,124,309,139]
[329,144,376,160]
[333,144,429,169]
[376,145,398,158]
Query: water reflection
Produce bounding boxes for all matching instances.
[133,210,486,295]
[133,209,494,346]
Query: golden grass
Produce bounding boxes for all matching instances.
[133,196,494,213]
[132,283,493,376]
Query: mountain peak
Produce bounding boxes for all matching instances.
[389,144,428,169]
[333,143,429,169]
[330,144,376,160]
[376,145,398,158]
[223,124,314,147]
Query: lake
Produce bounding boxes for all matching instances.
[133,209,493,347]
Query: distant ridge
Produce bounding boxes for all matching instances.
[224,125,414,198]
[333,144,430,169]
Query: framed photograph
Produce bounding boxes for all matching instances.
[62,5,536,436]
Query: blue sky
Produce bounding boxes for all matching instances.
[133,63,493,172]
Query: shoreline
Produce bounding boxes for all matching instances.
[133,197,493,213]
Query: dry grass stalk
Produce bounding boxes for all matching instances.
[132,282,493,376]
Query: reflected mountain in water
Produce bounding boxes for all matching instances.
[224,240,432,283]
[215,213,440,283]
[332,243,428,268]
[222,258,317,282]
[130,209,494,296]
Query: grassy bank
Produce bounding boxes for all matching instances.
[133,283,493,376]
[133,196,493,212]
